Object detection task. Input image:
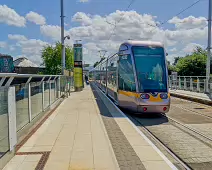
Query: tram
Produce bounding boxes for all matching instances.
[90,40,170,113]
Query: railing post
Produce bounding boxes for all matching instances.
[54,80,57,99]
[58,77,61,98]
[190,77,193,91]
[179,77,181,89]
[49,81,51,105]
[8,86,17,151]
[168,76,171,88]
[68,79,70,96]
[204,79,209,93]
[197,78,200,92]
[42,81,45,111]
[205,78,209,93]
[184,77,187,90]
[28,83,32,122]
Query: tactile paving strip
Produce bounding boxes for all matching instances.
[91,86,146,170]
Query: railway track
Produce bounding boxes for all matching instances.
[94,83,212,170]
[171,97,212,120]
[127,112,212,170]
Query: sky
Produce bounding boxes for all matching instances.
[0,0,208,65]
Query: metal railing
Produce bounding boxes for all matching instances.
[0,73,73,157]
[169,76,212,94]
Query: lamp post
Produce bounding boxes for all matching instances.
[60,0,65,75]
[206,0,212,92]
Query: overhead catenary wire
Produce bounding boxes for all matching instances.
[101,0,205,59]
[160,0,204,27]
[107,0,136,41]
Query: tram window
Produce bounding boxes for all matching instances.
[133,46,167,92]
[118,55,136,92]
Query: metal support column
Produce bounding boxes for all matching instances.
[61,0,65,75]
[28,83,32,122]
[206,0,212,92]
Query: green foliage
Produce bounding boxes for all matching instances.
[173,56,180,66]
[41,42,74,75]
[168,65,176,75]
[175,47,207,76]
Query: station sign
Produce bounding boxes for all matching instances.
[74,44,82,61]
[73,44,83,91]
[74,61,82,67]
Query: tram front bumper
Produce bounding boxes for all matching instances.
[137,105,170,113]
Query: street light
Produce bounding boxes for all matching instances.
[60,0,65,75]
[60,0,72,75]
[64,35,70,40]
[206,0,212,92]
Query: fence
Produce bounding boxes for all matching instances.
[0,73,73,158]
[169,76,212,94]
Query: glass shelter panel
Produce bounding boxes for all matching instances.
[0,87,9,157]
[15,84,29,131]
[31,82,42,119]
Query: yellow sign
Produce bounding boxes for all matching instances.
[74,67,83,88]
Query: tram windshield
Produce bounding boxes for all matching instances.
[132,46,167,93]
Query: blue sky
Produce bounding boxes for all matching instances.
[0,0,208,65]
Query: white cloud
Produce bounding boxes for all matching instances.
[72,12,92,26]
[169,48,177,52]
[26,11,46,25]
[40,25,63,41]
[9,46,16,51]
[39,11,207,64]
[0,42,7,48]
[183,43,203,53]
[15,38,49,65]
[8,34,27,41]
[78,0,89,2]
[168,16,207,29]
[164,27,207,43]
[0,5,26,27]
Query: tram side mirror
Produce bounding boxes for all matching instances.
[166,53,168,56]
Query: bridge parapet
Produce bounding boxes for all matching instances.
[0,73,73,165]
[169,76,212,95]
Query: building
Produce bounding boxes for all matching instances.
[14,57,45,74]
[13,57,38,67]
[0,54,14,73]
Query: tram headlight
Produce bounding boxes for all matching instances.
[140,94,150,99]
[160,93,168,99]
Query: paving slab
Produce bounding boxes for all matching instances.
[2,85,119,170]
[3,85,177,170]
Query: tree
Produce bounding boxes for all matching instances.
[173,57,180,66]
[41,42,74,75]
[166,59,176,75]
[175,47,207,76]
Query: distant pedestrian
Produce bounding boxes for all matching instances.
[85,74,89,85]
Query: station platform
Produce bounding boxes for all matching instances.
[170,89,212,105]
[3,85,177,170]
